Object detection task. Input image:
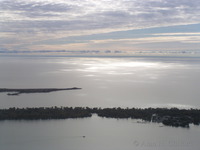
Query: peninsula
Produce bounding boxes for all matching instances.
[0,87,81,95]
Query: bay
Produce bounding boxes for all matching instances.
[1,115,200,150]
[0,56,200,108]
[1,56,200,150]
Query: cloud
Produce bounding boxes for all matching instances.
[153,32,200,36]
[1,0,200,31]
[0,0,200,52]
[91,35,200,45]
[0,0,76,15]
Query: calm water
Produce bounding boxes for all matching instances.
[0,56,200,108]
[1,56,200,150]
[1,115,200,150]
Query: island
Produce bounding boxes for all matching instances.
[0,87,82,95]
[0,107,200,128]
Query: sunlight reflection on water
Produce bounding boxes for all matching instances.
[0,56,200,109]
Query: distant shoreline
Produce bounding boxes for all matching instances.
[1,54,200,59]
[0,87,81,96]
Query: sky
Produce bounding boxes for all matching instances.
[0,0,200,55]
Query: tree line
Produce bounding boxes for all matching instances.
[0,107,200,127]
[0,107,91,120]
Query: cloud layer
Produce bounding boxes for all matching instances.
[0,0,200,53]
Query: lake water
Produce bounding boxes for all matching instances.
[0,56,200,150]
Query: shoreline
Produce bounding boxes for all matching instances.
[0,87,81,95]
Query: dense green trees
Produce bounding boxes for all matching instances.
[0,107,200,127]
[0,107,91,120]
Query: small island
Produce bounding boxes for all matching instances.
[0,87,81,96]
[0,107,200,128]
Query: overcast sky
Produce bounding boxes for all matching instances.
[0,0,200,54]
